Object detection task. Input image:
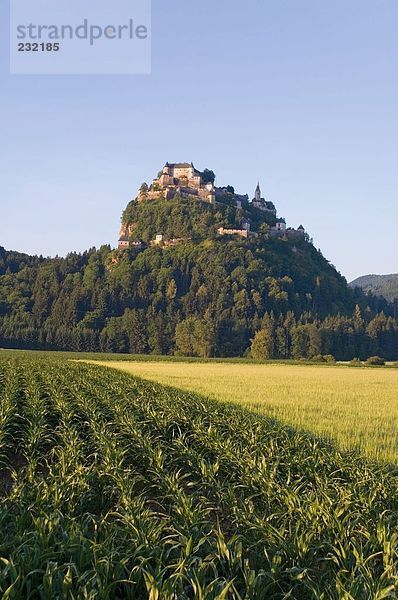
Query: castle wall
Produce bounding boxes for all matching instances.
[146,190,165,200]
[190,174,202,186]
[218,227,249,238]
[171,166,193,179]
[159,174,174,186]
[270,228,305,239]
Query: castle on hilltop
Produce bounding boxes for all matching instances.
[139,162,216,205]
[118,162,306,248]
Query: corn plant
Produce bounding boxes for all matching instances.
[0,354,398,598]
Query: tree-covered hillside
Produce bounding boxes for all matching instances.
[350,273,398,303]
[121,194,276,242]
[0,224,396,358]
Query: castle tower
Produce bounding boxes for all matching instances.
[255,182,261,202]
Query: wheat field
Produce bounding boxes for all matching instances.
[98,361,398,463]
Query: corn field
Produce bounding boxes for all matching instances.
[1,354,398,598]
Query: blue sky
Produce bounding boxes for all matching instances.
[1,0,397,281]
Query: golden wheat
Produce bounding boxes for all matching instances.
[99,361,398,463]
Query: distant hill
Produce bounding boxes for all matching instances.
[350,274,398,303]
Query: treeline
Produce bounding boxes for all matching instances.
[2,304,396,362]
[0,235,396,360]
[250,309,398,361]
[0,246,43,276]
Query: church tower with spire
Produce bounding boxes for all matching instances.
[251,180,277,216]
[255,182,261,203]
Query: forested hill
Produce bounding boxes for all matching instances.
[350,274,398,303]
[0,195,397,360]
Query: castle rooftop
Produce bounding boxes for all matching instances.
[166,162,193,169]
